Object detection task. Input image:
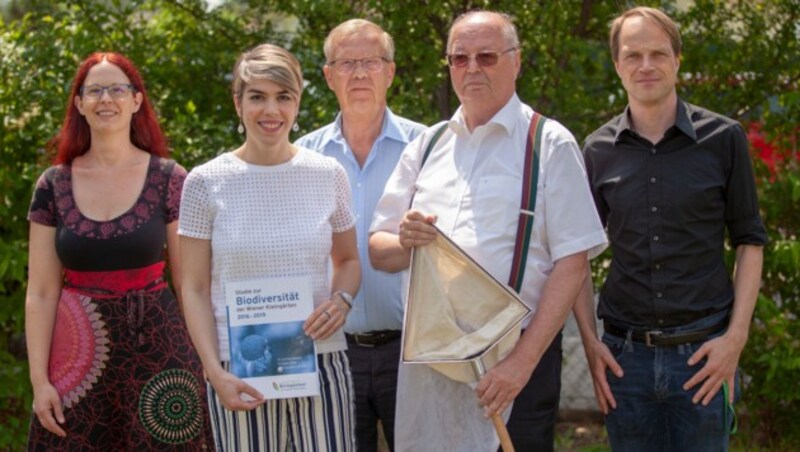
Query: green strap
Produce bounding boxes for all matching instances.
[417,114,547,293]
[421,123,448,168]
[410,123,449,206]
[507,112,546,292]
[723,381,738,434]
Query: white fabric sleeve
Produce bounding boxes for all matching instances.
[331,163,356,232]
[177,169,213,240]
[542,127,608,261]
[369,130,429,234]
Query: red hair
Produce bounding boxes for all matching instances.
[50,52,168,164]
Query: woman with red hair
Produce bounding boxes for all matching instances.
[25,52,213,450]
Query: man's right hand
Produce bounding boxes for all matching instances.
[584,337,624,414]
[398,210,437,249]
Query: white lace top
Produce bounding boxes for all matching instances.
[179,148,355,359]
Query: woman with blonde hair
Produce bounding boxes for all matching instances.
[179,43,360,451]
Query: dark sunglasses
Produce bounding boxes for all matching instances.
[447,48,517,68]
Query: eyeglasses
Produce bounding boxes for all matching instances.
[80,83,136,100]
[447,48,518,68]
[327,57,390,74]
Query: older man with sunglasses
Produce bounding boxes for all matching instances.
[369,10,606,451]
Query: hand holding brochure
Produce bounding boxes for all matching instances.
[225,276,319,400]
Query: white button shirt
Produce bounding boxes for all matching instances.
[371,94,607,451]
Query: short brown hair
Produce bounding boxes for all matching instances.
[609,6,682,61]
[232,43,303,102]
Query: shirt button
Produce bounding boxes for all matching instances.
[651,206,658,213]
[356,182,362,188]
[651,148,657,155]
[656,292,663,298]
[658,319,664,325]
[653,235,659,242]
[655,263,661,270]
[650,177,657,183]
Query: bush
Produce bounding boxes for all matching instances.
[736,127,800,446]
[1,0,798,448]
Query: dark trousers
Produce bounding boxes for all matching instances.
[345,337,401,452]
[503,332,563,452]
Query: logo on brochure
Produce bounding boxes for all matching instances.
[271,380,309,392]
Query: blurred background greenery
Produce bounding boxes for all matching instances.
[1,0,797,449]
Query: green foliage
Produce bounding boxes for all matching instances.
[1,0,798,447]
[676,1,800,125]
[736,151,800,446]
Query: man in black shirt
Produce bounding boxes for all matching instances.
[575,6,767,451]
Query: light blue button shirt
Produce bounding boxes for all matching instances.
[296,109,425,333]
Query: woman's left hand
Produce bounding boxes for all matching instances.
[303,297,349,340]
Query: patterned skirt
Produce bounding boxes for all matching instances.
[28,263,214,451]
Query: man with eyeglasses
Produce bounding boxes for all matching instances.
[295,18,425,452]
[575,7,766,450]
[369,10,606,451]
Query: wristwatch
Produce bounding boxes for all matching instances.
[334,291,354,309]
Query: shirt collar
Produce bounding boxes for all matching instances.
[674,99,697,141]
[382,108,413,142]
[313,114,344,147]
[614,106,635,143]
[615,98,698,143]
[450,93,521,136]
[321,108,406,149]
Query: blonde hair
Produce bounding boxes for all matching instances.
[323,19,395,62]
[232,43,304,101]
[609,7,682,61]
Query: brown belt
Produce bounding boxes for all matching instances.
[345,330,401,347]
[603,317,728,347]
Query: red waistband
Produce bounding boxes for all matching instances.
[64,262,167,294]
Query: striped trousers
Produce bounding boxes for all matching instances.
[208,351,356,451]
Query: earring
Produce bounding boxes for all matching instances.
[237,123,244,134]
[292,122,299,132]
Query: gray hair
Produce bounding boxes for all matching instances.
[323,19,395,63]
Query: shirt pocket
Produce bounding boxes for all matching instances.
[471,175,520,234]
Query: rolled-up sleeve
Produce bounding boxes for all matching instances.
[724,123,768,247]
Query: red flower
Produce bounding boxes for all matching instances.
[748,122,777,176]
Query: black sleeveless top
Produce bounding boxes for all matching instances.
[28,155,187,271]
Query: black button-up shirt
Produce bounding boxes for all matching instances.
[583,100,767,328]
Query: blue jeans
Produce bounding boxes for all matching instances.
[603,311,739,452]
